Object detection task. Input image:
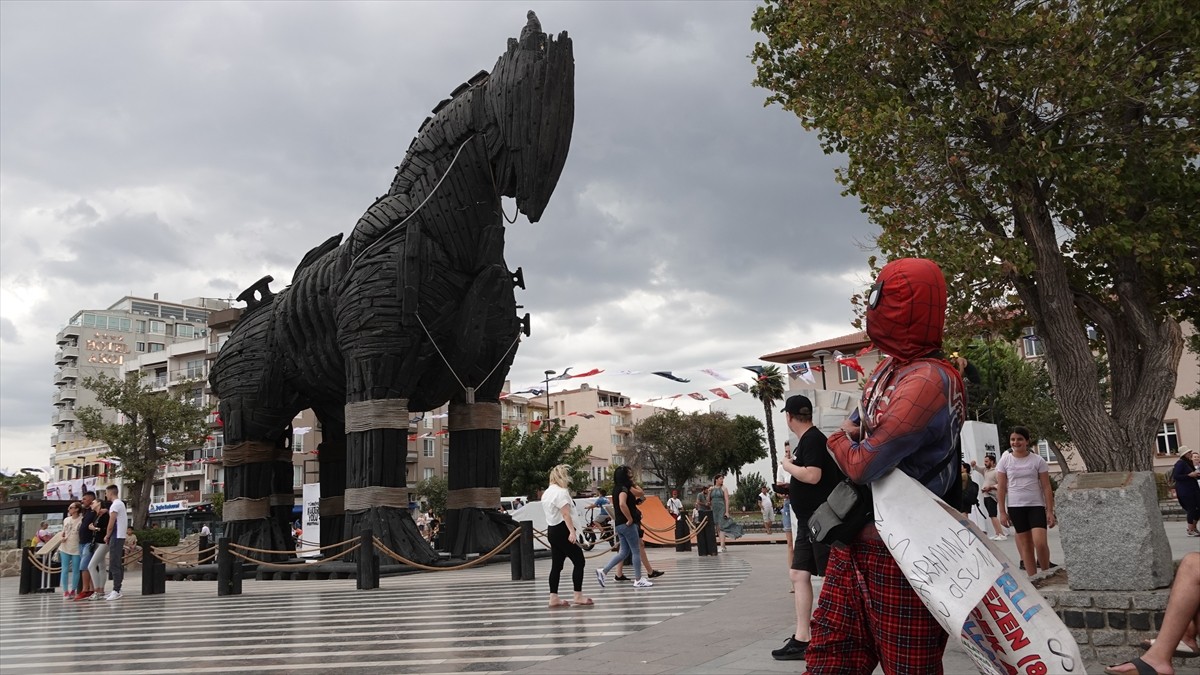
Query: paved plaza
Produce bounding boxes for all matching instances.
[1,522,1196,675]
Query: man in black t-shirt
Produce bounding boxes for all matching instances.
[771,395,844,661]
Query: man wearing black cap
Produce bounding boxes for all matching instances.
[771,394,844,661]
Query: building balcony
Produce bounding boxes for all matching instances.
[55,345,80,365]
[54,367,79,385]
[52,409,78,426]
[51,431,86,446]
[143,375,169,391]
[59,387,78,402]
[56,326,81,345]
[171,367,207,383]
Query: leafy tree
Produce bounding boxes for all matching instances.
[995,350,1075,472]
[210,491,225,520]
[415,475,448,517]
[749,365,786,478]
[705,415,768,479]
[76,373,209,530]
[626,409,736,494]
[0,471,45,500]
[753,1,1198,471]
[733,472,768,513]
[499,424,591,497]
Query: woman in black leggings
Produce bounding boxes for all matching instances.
[542,464,593,607]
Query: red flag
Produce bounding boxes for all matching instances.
[856,343,875,357]
[569,368,604,378]
[688,392,708,401]
[834,350,865,375]
[709,387,731,399]
[531,419,543,429]
[595,409,613,415]
[407,434,418,441]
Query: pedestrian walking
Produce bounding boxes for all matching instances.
[695,486,717,556]
[595,465,652,588]
[58,502,84,598]
[103,484,128,601]
[666,490,683,519]
[80,499,110,601]
[996,426,1056,574]
[971,454,1007,539]
[1171,448,1200,536]
[75,491,98,600]
[710,474,743,552]
[759,486,775,535]
[542,464,593,608]
[960,463,979,520]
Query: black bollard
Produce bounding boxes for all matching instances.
[675,518,692,552]
[519,521,534,581]
[216,537,242,596]
[19,547,36,595]
[141,544,166,595]
[356,529,379,590]
[509,527,523,581]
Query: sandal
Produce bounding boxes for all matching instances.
[1139,638,1199,658]
[547,599,571,608]
[573,597,594,606]
[1103,657,1166,675]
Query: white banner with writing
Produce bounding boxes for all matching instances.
[301,483,321,559]
[872,471,1085,675]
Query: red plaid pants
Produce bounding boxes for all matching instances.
[804,539,948,675]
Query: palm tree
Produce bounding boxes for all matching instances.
[750,365,786,479]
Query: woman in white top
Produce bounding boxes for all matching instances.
[542,464,593,608]
[59,502,84,598]
[996,426,1056,575]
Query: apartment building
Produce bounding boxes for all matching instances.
[50,295,229,492]
[544,383,634,486]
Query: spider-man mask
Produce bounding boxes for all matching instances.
[865,258,947,362]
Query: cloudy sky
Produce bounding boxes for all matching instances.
[0,1,877,474]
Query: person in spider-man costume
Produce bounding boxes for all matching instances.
[803,258,966,675]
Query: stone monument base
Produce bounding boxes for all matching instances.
[1057,471,1173,591]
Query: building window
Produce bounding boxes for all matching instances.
[136,320,146,334]
[423,415,432,429]
[1157,421,1179,455]
[1035,440,1054,463]
[148,342,165,352]
[293,433,305,453]
[177,324,195,338]
[149,320,166,335]
[423,439,435,457]
[423,468,434,481]
[136,342,145,352]
[443,448,449,467]
[186,359,205,378]
[1022,327,1045,358]
[839,363,857,383]
[184,479,201,492]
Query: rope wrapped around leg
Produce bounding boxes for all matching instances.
[446,487,502,510]
[345,398,410,433]
[224,497,271,521]
[345,486,410,511]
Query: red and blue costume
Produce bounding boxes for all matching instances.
[804,258,966,675]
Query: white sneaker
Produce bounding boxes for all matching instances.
[105,591,122,601]
[719,546,727,553]
[594,569,606,588]
[988,535,1001,540]
[996,534,1008,540]
[91,590,105,600]
[633,577,653,588]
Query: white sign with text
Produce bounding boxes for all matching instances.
[873,471,1085,675]
[301,483,320,558]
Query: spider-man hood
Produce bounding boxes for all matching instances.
[866,258,947,362]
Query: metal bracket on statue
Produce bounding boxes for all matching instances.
[519,312,531,337]
[465,387,476,404]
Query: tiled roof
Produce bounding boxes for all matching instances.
[759,330,871,363]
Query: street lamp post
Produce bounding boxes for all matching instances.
[543,369,555,430]
[811,350,831,390]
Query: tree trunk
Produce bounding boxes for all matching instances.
[1046,439,1073,476]
[762,398,778,480]
[133,477,152,531]
[1010,181,1183,472]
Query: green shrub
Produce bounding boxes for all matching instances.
[1153,471,1171,501]
[133,528,180,547]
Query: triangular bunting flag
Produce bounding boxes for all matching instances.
[709,387,730,399]
[652,371,691,383]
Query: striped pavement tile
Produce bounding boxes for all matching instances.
[0,551,749,675]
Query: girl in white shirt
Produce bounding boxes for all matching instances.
[996,426,1056,575]
[542,464,593,608]
[59,502,84,598]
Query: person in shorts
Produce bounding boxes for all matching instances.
[996,426,1056,574]
[772,395,843,661]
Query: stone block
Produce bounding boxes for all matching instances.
[1063,610,1085,628]
[1057,471,1174,591]
[1058,594,1094,607]
[1095,594,1133,609]
[1069,628,1091,645]
[1155,611,1165,629]
[1091,630,1126,646]
[1131,592,1169,610]
[1085,611,1105,629]
[1096,646,1139,666]
[1129,612,1152,631]
[1107,612,1127,629]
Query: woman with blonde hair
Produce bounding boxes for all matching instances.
[543,464,593,608]
[59,502,84,598]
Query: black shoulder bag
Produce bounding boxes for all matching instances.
[808,448,959,545]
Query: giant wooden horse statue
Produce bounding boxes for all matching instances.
[210,12,573,563]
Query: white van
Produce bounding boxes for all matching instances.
[500,496,528,514]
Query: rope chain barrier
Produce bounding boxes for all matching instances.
[372,528,520,572]
[227,542,363,569]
